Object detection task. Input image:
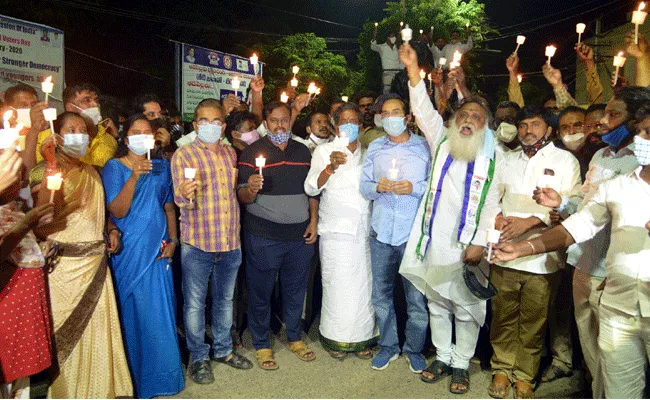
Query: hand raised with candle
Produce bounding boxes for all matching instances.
[506,53,519,74]
[575,43,594,65]
[542,64,563,89]
[399,42,419,73]
[248,173,264,193]
[611,71,630,88]
[463,244,484,266]
[30,101,49,132]
[250,75,265,92]
[532,187,561,208]
[391,180,413,195]
[292,93,310,114]
[130,158,153,180]
[222,94,240,116]
[626,31,650,58]
[329,151,347,170]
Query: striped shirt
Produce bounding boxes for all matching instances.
[171,139,240,253]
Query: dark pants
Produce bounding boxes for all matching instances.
[244,231,314,350]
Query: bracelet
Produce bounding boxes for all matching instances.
[324,164,334,175]
[108,228,122,238]
[525,240,536,255]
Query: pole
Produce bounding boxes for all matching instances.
[174,42,182,119]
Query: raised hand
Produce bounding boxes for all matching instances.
[575,43,594,64]
[399,41,419,72]
[625,31,650,59]
[250,75,265,93]
[542,63,563,89]
[506,53,519,74]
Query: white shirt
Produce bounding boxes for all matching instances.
[304,139,370,237]
[562,167,650,317]
[563,144,638,277]
[441,37,474,67]
[370,40,404,71]
[497,143,582,274]
[429,45,443,68]
[292,134,332,154]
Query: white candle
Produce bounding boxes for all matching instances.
[3,110,11,130]
[290,77,298,87]
[438,57,447,67]
[401,24,412,42]
[515,35,526,54]
[314,87,321,96]
[388,158,399,180]
[517,74,523,83]
[292,65,300,75]
[633,2,648,44]
[536,174,557,190]
[613,51,627,85]
[250,53,259,75]
[47,173,63,203]
[545,45,557,64]
[374,22,378,27]
[420,29,423,35]
[400,21,404,28]
[184,168,196,179]
[0,127,19,150]
[576,23,586,44]
[41,76,53,103]
[280,92,289,103]
[255,155,266,176]
[231,76,240,97]
[419,69,426,79]
[143,135,155,160]
[341,96,348,103]
[453,50,462,63]
[43,108,57,138]
[339,136,349,149]
[307,82,317,94]
[427,73,433,82]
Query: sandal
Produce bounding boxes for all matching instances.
[513,380,534,399]
[355,348,373,360]
[450,368,470,394]
[255,348,279,370]
[328,349,347,360]
[420,360,451,384]
[488,373,511,399]
[288,340,316,361]
[212,352,253,370]
[541,365,572,382]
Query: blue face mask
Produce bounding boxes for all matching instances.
[338,123,359,142]
[383,116,407,137]
[602,123,632,150]
[197,123,222,144]
[268,130,291,146]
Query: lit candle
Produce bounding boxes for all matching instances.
[280,92,289,103]
[41,76,53,103]
[43,107,57,137]
[314,87,321,96]
[339,135,349,149]
[290,77,298,87]
[307,82,317,95]
[453,50,462,63]
[420,29,423,35]
[400,21,404,28]
[401,24,412,42]
[184,168,196,204]
[576,23,586,44]
[388,158,399,180]
[292,65,300,75]
[47,173,63,203]
[143,135,155,160]
[250,53,259,75]
[438,57,447,67]
[514,35,526,54]
[255,155,266,176]
[3,110,11,130]
[231,76,240,97]
[0,112,19,150]
[486,219,502,261]
[545,45,557,65]
[341,96,349,102]
[419,69,426,79]
[427,73,433,82]
[517,74,523,83]
[613,51,627,86]
[632,2,648,45]
[375,22,378,27]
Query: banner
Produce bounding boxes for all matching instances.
[180,43,261,121]
[0,15,64,105]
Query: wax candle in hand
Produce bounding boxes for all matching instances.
[184,168,196,204]
[401,24,412,42]
[143,135,155,160]
[47,172,63,203]
[41,76,53,103]
[632,2,648,45]
[250,53,259,75]
[613,51,627,86]
[280,92,289,103]
[256,155,266,176]
[576,23,586,44]
[388,158,399,180]
[545,45,557,65]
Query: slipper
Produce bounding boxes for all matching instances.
[488,373,511,399]
[513,380,534,399]
[355,348,373,360]
[541,365,572,382]
[288,340,316,361]
[255,348,279,370]
[450,368,470,394]
[328,349,347,360]
[420,360,451,384]
[212,352,252,370]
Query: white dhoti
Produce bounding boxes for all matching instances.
[319,225,378,350]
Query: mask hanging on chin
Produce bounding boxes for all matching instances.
[309,133,329,145]
[602,123,633,151]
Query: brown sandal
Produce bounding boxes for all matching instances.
[488,373,511,399]
[288,340,316,361]
[255,348,279,370]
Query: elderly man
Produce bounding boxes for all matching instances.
[398,42,501,395]
[371,27,404,93]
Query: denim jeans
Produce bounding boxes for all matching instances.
[369,230,428,356]
[181,244,241,362]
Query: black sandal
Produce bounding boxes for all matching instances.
[420,360,451,384]
[450,368,470,394]
[212,352,253,370]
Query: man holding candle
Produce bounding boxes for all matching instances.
[371,28,404,93]
[440,27,473,70]
[171,98,252,384]
[360,93,430,371]
[398,42,501,395]
[237,101,318,370]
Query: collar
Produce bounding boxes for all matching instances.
[603,142,635,158]
[383,131,415,146]
[482,128,496,160]
[518,141,555,160]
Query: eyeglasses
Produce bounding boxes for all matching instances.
[559,122,584,133]
[268,118,290,125]
[197,119,222,125]
[380,110,404,118]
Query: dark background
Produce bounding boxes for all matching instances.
[2,0,640,107]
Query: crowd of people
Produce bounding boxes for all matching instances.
[0,20,649,400]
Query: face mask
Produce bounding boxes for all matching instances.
[81,106,101,125]
[383,116,407,137]
[267,129,291,146]
[602,124,632,151]
[634,135,650,166]
[374,114,383,128]
[561,133,586,151]
[239,130,260,145]
[496,122,518,143]
[62,133,89,158]
[389,37,397,44]
[310,133,329,145]
[520,135,549,159]
[127,134,153,156]
[15,108,31,128]
[338,123,359,142]
[197,123,222,144]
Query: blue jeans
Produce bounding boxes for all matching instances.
[181,244,242,362]
[369,230,428,356]
[244,232,314,349]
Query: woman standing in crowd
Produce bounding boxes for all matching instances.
[30,112,133,398]
[101,114,184,398]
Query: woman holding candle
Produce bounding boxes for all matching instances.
[101,114,183,398]
[30,112,133,398]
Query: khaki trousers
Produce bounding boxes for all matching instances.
[490,265,559,384]
[548,265,574,371]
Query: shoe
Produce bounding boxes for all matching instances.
[371,349,399,370]
[212,352,253,370]
[189,360,214,384]
[405,353,426,373]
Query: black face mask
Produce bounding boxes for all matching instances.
[362,109,375,127]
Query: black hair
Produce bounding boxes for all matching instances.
[330,100,345,112]
[496,101,521,112]
[542,94,557,108]
[307,111,328,125]
[380,97,407,115]
[332,103,362,126]
[4,84,38,106]
[62,83,99,106]
[132,93,161,115]
[225,111,257,144]
[411,40,435,69]
[53,111,86,134]
[613,86,650,122]
[354,91,378,104]
[585,103,606,114]
[558,106,587,123]
[193,98,222,121]
[515,105,554,128]
[635,103,650,123]
[114,114,153,158]
[263,101,291,120]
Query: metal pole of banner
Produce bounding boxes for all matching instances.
[174,42,182,118]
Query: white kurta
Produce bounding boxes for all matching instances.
[304,139,377,348]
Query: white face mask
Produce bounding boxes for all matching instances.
[62,133,89,158]
[15,108,31,128]
[197,123,222,144]
[374,113,383,128]
[561,132,586,151]
[389,37,397,44]
[81,106,102,125]
[634,135,650,166]
[495,122,518,143]
[127,134,154,156]
[309,133,329,145]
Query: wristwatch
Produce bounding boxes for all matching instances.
[169,238,180,246]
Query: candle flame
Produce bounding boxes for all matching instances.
[517,74,523,83]
[15,123,23,131]
[640,2,646,11]
[618,51,625,57]
[3,110,13,121]
[44,76,52,83]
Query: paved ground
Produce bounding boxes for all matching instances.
[164,320,586,399]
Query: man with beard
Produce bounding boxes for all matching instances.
[293,112,332,154]
[530,87,650,397]
[488,105,582,399]
[398,42,501,395]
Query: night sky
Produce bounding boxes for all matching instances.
[4,0,640,106]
